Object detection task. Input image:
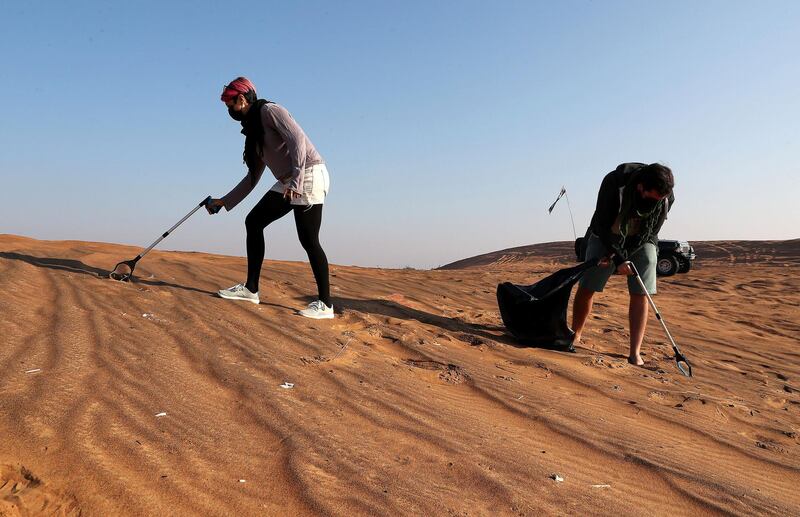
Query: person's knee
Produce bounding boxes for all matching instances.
[297,232,320,252]
[628,293,648,309]
[245,212,263,232]
[296,230,320,252]
[576,285,597,301]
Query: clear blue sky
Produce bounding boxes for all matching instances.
[2,0,798,268]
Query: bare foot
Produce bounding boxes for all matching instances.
[628,355,645,366]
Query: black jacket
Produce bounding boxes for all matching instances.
[589,163,675,266]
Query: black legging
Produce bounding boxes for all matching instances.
[244,190,330,306]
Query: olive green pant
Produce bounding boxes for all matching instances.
[579,233,657,295]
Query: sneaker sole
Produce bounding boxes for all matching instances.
[299,312,334,319]
[218,292,260,304]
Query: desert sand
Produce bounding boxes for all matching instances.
[1,233,798,516]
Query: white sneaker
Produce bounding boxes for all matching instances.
[299,300,334,319]
[218,284,260,304]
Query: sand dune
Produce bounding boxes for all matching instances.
[1,234,798,516]
[692,240,800,266]
[440,239,800,270]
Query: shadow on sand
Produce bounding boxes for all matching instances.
[301,295,574,352]
[0,251,214,296]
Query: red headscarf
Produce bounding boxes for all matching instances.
[221,77,256,102]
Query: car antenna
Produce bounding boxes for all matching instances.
[547,186,577,240]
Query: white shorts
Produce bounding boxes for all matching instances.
[269,163,330,206]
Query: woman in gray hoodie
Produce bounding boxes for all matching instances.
[207,77,333,319]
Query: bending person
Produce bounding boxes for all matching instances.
[207,77,333,319]
[572,163,675,365]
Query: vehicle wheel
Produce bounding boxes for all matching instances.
[657,255,679,276]
[678,259,692,273]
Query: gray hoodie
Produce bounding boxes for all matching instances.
[222,102,323,210]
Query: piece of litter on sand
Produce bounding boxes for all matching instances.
[550,474,564,482]
[591,484,611,488]
[239,479,246,483]
[331,338,352,361]
[155,412,167,417]
[280,382,294,389]
[516,395,524,400]
[25,368,42,374]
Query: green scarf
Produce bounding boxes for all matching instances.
[618,179,664,250]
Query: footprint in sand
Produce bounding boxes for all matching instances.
[583,356,626,369]
[763,396,789,410]
[300,355,329,365]
[456,333,497,349]
[494,375,516,382]
[403,359,470,384]
[0,464,80,515]
[583,356,606,368]
[755,438,788,454]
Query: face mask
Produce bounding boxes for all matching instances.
[635,195,660,215]
[228,105,245,121]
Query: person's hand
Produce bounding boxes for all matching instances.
[283,187,301,201]
[616,261,634,276]
[206,198,225,214]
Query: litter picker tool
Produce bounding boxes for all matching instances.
[548,186,577,240]
[630,263,693,377]
[110,196,220,282]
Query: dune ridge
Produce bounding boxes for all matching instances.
[438,239,800,270]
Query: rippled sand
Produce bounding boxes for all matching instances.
[1,234,798,515]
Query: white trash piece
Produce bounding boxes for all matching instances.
[155,412,167,417]
[280,382,294,389]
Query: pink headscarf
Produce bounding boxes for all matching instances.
[221,77,256,102]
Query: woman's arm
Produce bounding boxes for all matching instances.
[220,165,266,211]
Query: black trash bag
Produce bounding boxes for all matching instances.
[496,260,599,351]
